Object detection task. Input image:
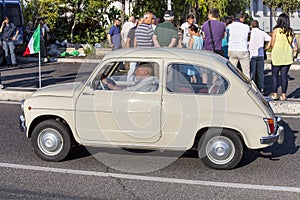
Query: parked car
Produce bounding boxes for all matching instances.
[19,48,284,169]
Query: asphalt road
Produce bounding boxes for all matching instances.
[0,102,300,199]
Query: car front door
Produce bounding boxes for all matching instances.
[75,60,163,144]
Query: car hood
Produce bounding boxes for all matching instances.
[31,82,82,97]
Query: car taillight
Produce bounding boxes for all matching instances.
[264,118,275,134]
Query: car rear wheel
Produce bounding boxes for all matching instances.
[198,129,243,170]
[31,119,72,162]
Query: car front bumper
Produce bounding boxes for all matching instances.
[260,117,284,145]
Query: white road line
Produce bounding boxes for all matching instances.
[0,162,299,193]
[0,101,20,105]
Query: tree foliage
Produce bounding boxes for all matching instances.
[22,0,118,44]
[263,0,300,15]
[21,0,249,44]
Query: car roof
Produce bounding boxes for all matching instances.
[103,48,226,63]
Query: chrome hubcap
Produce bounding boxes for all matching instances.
[38,128,63,156]
[206,136,235,165]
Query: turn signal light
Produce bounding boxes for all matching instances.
[264,118,275,134]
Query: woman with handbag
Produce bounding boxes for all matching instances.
[270,13,296,101]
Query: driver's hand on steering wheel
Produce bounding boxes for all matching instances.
[102,78,116,90]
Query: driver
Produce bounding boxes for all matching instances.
[103,62,159,92]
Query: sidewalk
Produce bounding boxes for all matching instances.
[0,56,300,115]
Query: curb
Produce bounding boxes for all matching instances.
[269,100,300,115]
[16,56,100,64]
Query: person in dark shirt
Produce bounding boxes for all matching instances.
[107,19,122,50]
[0,17,19,67]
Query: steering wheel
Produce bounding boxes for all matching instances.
[99,77,116,90]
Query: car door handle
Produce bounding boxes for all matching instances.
[82,92,94,96]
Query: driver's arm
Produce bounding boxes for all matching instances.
[102,78,122,90]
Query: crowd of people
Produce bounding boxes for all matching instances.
[107,8,298,100]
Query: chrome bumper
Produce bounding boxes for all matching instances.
[260,117,284,145]
[19,114,26,132]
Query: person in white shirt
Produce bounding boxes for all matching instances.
[227,12,251,78]
[121,16,136,47]
[249,20,271,93]
[181,14,197,48]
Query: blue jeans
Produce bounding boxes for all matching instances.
[250,56,265,91]
[2,40,17,65]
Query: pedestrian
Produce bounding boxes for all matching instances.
[152,17,160,30]
[221,16,233,59]
[107,19,122,50]
[187,24,203,50]
[0,16,19,68]
[153,10,179,47]
[202,8,226,56]
[249,20,271,93]
[270,13,297,101]
[181,14,197,48]
[25,21,34,44]
[227,12,251,78]
[126,17,143,48]
[121,16,136,47]
[39,20,47,57]
[134,12,154,47]
[126,17,144,81]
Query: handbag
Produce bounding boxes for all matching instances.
[208,20,224,56]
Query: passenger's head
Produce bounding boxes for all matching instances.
[251,20,259,28]
[208,8,220,19]
[143,12,154,25]
[135,63,154,81]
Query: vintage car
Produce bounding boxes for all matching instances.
[20,48,284,169]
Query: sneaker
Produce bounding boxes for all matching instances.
[0,84,4,89]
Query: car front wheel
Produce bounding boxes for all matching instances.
[31,120,72,162]
[198,129,243,170]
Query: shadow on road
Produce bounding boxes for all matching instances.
[238,120,299,168]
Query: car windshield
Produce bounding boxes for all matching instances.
[226,61,250,84]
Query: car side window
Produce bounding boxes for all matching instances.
[166,63,228,95]
[93,61,160,92]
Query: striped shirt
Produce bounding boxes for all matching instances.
[134,23,154,47]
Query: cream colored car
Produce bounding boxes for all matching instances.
[19,48,284,169]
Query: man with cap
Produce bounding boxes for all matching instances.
[153,10,179,47]
[103,62,159,92]
[0,16,19,67]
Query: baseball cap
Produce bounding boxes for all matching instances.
[164,10,174,21]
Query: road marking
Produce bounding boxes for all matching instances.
[0,101,20,105]
[0,162,300,193]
